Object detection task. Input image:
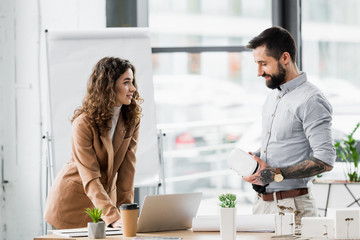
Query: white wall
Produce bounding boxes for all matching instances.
[0,0,16,239]
[0,0,106,239]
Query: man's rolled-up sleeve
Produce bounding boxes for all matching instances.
[303,94,336,167]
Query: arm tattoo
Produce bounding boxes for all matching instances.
[256,166,276,185]
[281,156,333,179]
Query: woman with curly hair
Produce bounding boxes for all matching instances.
[44,57,142,229]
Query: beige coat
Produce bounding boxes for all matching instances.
[44,112,139,229]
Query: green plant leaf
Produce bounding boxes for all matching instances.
[218,193,237,208]
[84,207,104,223]
[334,122,360,182]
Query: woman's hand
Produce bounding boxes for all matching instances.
[242,155,275,186]
[111,219,122,228]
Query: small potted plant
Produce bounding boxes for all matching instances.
[218,193,237,240]
[84,207,106,239]
[275,205,296,236]
[335,122,360,182]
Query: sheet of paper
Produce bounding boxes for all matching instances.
[50,227,122,237]
[192,214,275,232]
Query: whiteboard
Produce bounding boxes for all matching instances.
[45,28,159,187]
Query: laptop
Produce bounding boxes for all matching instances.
[137,192,202,233]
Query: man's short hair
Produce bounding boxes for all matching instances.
[246,26,297,63]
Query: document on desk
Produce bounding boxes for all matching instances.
[192,214,275,232]
[50,227,122,237]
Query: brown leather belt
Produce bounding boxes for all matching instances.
[258,188,308,201]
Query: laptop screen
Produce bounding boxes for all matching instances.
[137,192,202,233]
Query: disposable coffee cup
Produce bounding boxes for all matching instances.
[227,148,259,176]
[120,203,139,237]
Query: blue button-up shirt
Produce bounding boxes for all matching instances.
[260,72,336,192]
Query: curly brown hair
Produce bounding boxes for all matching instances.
[72,57,143,135]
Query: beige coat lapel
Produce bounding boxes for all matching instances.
[102,112,126,186]
[100,133,114,186]
[112,112,126,156]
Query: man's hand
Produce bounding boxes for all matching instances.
[242,155,276,186]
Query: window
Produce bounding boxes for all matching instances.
[150,0,271,48]
[302,0,360,180]
[149,0,271,214]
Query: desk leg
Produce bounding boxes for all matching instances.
[324,183,332,217]
[344,184,360,207]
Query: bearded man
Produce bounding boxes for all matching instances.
[243,26,336,224]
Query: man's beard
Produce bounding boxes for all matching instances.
[263,63,286,90]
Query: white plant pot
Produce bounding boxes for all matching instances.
[220,207,236,240]
[328,208,360,239]
[301,217,335,238]
[275,213,295,236]
[88,221,106,239]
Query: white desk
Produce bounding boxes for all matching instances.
[34,230,274,240]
